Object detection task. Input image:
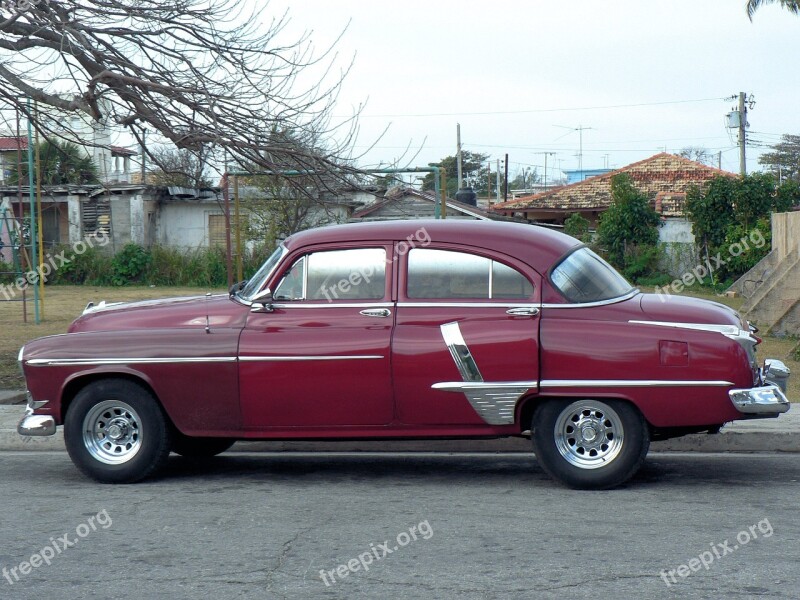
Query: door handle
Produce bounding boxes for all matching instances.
[506,307,540,317]
[360,308,392,318]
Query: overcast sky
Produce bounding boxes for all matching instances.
[267,0,799,182]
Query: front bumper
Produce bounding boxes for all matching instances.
[17,394,56,437]
[728,358,791,416]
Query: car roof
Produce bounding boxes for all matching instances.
[283,219,580,273]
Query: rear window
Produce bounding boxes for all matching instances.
[550,247,633,303]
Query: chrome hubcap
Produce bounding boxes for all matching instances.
[554,400,624,469]
[82,400,142,465]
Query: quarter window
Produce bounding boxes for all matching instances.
[274,248,387,301]
[407,248,533,299]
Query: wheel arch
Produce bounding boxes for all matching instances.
[61,372,171,427]
[517,393,653,431]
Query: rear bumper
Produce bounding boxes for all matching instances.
[729,385,790,415]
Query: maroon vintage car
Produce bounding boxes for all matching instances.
[17,220,791,488]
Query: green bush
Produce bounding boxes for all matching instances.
[564,212,591,242]
[49,245,113,285]
[0,259,16,284]
[40,243,272,287]
[111,244,152,286]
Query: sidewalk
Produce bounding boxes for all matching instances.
[1,399,798,453]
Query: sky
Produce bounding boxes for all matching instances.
[265,0,800,183]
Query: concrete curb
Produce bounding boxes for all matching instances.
[0,390,26,405]
[2,404,798,453]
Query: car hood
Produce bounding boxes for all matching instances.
[638,293,743,328]
[68,294,250,332]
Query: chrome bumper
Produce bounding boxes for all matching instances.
[729,357,793,415]
[17,394,56,437]
[729,385,790,415]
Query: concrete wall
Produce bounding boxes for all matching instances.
[657,218,697,277]
[772,211,800,260]
[157,201,220,249]
[740,211,800,335]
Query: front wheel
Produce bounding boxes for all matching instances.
[64,379,172,483]
[532,398,649,490]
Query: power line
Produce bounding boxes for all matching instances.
[353,97,725,119]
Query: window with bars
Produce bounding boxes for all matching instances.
[81,198,112,239]
[208,214,227,247]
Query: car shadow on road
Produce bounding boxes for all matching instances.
[150,451,800,490]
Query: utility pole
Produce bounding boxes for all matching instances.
[140,128,147,184]
[487,161,492,203]
[496,159,501,204]
[503,153,509,202]
[535,152,556,191]
[456,123,463,190]
[718,151,722,170]
[738,91,747,175]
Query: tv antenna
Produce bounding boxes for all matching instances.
[554,125,594,176]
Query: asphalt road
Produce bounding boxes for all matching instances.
[1,452,798,599]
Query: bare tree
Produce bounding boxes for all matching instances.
[0,0,360,191]
[149,147,214,188]
[679,147,714,166]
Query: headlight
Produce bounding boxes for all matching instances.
[17,345,25,376]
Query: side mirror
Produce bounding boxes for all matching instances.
[250,288,274,313]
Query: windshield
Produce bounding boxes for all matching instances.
[238,245,286,301]
[550,247,634,303]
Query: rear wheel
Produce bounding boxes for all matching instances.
[64,379,172,483]
[171,435,235,458]
[532,398,649,490]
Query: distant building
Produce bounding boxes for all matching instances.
[350,186,516,222]
[492,153,737,276]
[562,167,613,184]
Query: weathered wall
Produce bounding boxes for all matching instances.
[157,201,216,249]
[772,211,800,260]
[657,218,697,277]
[740,211,800,335]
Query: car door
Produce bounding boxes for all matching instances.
[393,245,541,426]
[239,244,395,428]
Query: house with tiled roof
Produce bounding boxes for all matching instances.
[350,186,517,222]
[492,152,735,227]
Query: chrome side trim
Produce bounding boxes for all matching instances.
[240,355,384,362]
[432,382,537,426]
[27,357,237,367]
[400,302,539,309]
[270,302,394,309]
[541,289,639,309]
[628,320,741,335]
[436,324,533,425]
[440,322,483,382]
[541,379,734,388]
[432,381,538,392]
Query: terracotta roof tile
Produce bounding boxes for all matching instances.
[492,153,735,218]
[0,136,28,151]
